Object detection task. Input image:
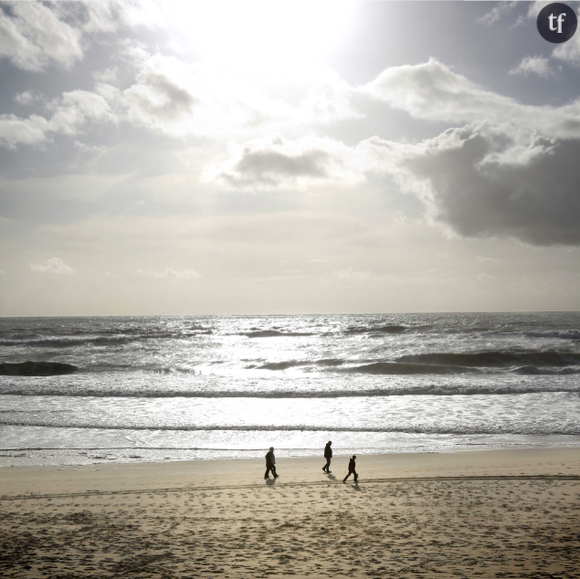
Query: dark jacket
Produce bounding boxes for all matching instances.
[324,444,332,459]
[265,450,275,466]
[348,458,356,472]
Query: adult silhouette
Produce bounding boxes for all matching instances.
[264,447,279,479]
[322,441,333,473]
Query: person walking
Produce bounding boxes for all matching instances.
[264,446,279,479]
[343,455,358,483]
[322,441,333,473]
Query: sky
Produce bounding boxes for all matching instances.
[1,0,579,316]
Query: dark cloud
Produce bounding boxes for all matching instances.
[132,69,198,120]
[208,135,360,188]
[234,147,332,184]
[400,126,580,246]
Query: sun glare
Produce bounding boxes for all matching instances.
[170,0,356,80]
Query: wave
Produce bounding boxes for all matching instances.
[242,330,314,338]
[511,365,580,375]
[0,330,211,348]
[526,330,580,340]
[344,362,474,375]
[315,358,345,367]
[345,324,407,335]
[1,385,578,398]
[397,351,580,368]
[0,333,44,341]
[253,358,345,370]
[256,361,310,370]
[345,361,580,376]
[1,419,578,436]
[153,367,197,375]
[0,361,78,376]
[0,335,134,348]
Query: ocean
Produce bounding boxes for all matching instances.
[1,312,580,467]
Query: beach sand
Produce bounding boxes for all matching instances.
[1,448,579,578]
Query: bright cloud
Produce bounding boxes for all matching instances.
[552,33,580,66]
[29,257,74,274]
[0,90,112,147]
[510,56,555,78]
[478,1,520,26]
[136,268,201,279]
[361,59,580,139]
[96,53,356,140]
[0,1,82,71]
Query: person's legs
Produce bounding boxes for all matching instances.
[272,465,278,477]
[265,466,271,479]
[343,471,351,483]
[353,469,358,483]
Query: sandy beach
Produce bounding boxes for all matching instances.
[1,448,579,578]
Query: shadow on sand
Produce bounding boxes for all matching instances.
[345,481,361,491]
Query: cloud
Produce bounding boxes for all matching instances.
[476,256,501,264]
[13,90,42,106]
[203,134,365,189]
[94,51,358,141]
[0,90,112,147]
[0,1,82,71]
[357,58,580,246]
[0,114,52,147]
[48,90,112,134]
[478,1,520,26]
[0,0,165,72]
[80,0,165,34]
[97,54,284,139]
[136,268,201,279]
[361,59,580,138]
[29,257,74,274]
[552,32,580,66]
[509,56,555,78]
[368,124,580,246]
[297,66,361,125]
[93,67,119,84]
[333,268,397,284]
[333,268,378,282]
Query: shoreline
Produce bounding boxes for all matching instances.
[2,446,579,497]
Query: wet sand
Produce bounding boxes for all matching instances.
[1,448,579,578]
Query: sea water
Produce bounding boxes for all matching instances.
[1,312,580,467]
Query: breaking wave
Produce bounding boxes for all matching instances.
[253,358,345,370]
[397,351,580,368]
[344,362,473,375]
[1,419,578,436]
[526,330,580,340]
